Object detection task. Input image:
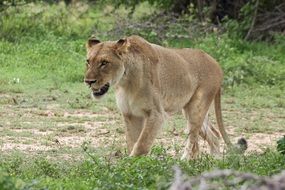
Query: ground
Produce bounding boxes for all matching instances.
[1,83,284,160]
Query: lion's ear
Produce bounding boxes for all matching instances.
[87,36,101,48]
[114,38,130,55]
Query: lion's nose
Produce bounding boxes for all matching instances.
[84,79,97,86]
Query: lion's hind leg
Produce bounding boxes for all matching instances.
[199,112,220,155]
[181,89,216,160]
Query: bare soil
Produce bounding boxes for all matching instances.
[0,93,284,158]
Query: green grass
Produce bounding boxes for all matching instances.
[0,2,285,190]
[0,150,285,190]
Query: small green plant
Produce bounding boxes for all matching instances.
[34,158,60,178]
[0,170,17,190]
[0,169,24,190]
[277,136,285,155]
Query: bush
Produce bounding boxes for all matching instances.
[0,2,92,41]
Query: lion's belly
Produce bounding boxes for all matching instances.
[159,70,196,114]
[161,88,194,114]
[159,74,195,113]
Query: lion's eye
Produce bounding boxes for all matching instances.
[100,61,109,68]
[86,59,90,66]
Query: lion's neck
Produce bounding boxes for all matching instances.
[116,59,143,93]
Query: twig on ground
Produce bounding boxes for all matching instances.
[170,167,285,190]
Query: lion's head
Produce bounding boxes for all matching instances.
[84,37,130,99]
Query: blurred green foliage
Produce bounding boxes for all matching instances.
[0,149,284,189]
[0,2,93,41]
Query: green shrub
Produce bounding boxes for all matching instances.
[183,34,285,87]
[0,2,93,41]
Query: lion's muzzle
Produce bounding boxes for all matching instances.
[92,82,110,97]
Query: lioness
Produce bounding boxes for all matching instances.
[84,35,244,159]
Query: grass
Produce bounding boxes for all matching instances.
[0,150,285,190]
[0,1,285,190]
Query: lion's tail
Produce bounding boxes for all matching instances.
[214,88,247,152]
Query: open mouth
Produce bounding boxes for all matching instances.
[92,83,110,97]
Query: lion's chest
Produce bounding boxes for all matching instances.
[115,88,144,117]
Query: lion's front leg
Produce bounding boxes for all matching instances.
[130,110,164,156]
[123,114,144,153]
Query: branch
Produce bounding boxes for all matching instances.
[170,167,285,190]
[244,0,259,40]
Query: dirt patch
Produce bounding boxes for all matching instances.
[0,105,124,155]
[12,129,53,136]
[0,95,284,158]
[1,143,52,152]
[1,124,281,156]
[63,110,109,118]
[244,133,281,152]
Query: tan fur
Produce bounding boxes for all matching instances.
[84,35,233,159]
